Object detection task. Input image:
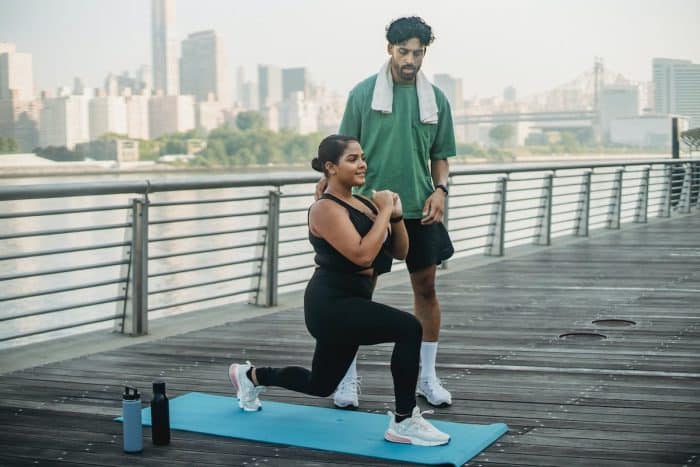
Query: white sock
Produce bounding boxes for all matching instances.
[340,355,358,383]
[420,341,438,381]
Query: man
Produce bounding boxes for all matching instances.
[317,16,456,408]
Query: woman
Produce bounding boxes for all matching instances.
[228,135,450,446]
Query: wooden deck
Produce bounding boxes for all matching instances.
[1,214,699,466]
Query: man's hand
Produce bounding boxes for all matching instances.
[421,189,446,224]
[314,176,328,200]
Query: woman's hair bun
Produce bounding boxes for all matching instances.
[313,134,359,174]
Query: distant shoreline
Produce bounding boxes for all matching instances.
[0,152,676,179]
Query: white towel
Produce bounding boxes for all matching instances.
[370,59,438,124]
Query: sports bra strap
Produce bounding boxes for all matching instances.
[321,193,379,215]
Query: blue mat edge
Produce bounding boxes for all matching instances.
[115,391,509,466]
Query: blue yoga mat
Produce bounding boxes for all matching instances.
[116,392,508,466]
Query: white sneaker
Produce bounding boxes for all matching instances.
[417,377,452,407]
[228,361,265,412]
[384,406,450,446]
[333,375,361,409]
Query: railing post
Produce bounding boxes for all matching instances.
[486,176,507,256]
[122,197,149,336]
[679,163,693,214]
[606,168,623,229]
[694,162,700,208]
[695,162,700,209]
[535,173,553,246]
[116,206,132,333]
[658,164,672,218]
[690,162,700,209]
[634,167,650,223]
[258,189,280,307]
[574,170,591,237]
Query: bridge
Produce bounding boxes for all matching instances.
[453,110,596,126]
[452,58,639,128]
[1,158,699,465]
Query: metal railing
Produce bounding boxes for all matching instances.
[1,159,698,347]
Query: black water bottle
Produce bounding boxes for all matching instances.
[151,380,170,445]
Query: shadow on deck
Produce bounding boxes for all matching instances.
[1,214,699,466]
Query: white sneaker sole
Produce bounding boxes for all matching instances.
[333,399,359,410]
[384,428,450,446]
[416,388,452,408]
[228,364,261,412]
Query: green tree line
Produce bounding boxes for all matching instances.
[193,127,323,167]
[192,111,324,167]
[0,137,20,154]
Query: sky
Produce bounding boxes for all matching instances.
[1,0,699,99]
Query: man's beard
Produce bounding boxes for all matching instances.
[392,61,418,82]
[400,65,417,79]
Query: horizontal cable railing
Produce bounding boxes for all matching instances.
[1,158,698,347]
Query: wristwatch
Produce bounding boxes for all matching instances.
[435,184,448,196]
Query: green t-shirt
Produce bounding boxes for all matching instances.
[339,74,456,218]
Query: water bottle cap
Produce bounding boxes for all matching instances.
[153,380,166,393]
[123,385,140,400]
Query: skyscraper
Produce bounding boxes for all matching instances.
[433,73,463,112]
[258,65,282,110]
[0,43,34,101]
[152,0,179,95]
[282,67,311,100]
[235,66,245,104]
[653,58,700,128]
[89,94,128,140]
[39,95,90,149]
[180,30,230,106]
[149,94,195,139]
[125,92,150,140]
[600,85,640,142]
[503,86,517,103]
[0,43,39,151]
[279,91,318,134]
[240,81,259,110]
[0,92,41,151]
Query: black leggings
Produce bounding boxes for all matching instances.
[255,268,422,414]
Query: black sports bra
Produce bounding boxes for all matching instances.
[308,193,393,275]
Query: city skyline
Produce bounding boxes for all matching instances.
[2,0,699,99]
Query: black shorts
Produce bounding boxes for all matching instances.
[404,219,454,273]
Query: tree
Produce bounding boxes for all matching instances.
[36,145,81,161]
[163,139,187,155]
[99,132,128,141]
[201,139,228,165]
[559,132,581,153]
[138,139,160,160]
[209,126,238,140]
[489,124,515,148]
[235,147,256,166]
[236,111,265,131]
[0,137,19,154]
[191,125,324,167]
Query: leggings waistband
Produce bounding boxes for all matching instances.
[309,268,374,298]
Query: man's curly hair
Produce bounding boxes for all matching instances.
[385,16,435,46]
